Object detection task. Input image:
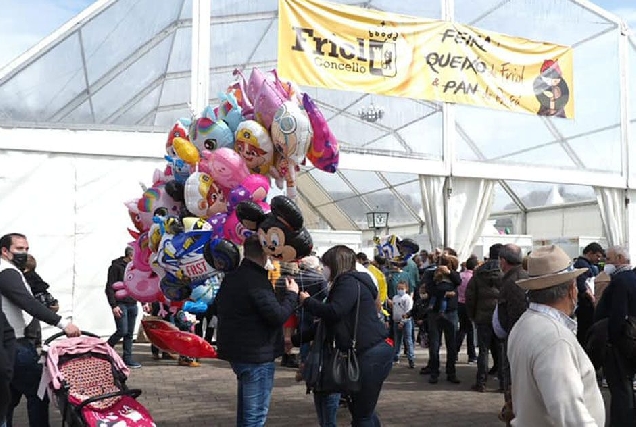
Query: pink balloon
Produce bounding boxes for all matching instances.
[131,232,152,272]
[241,174,270,202]
[200,148,250,192]
[223,211,254,245]
[135,184,182,231]
[123,263,163,302]
[112,281,128,300]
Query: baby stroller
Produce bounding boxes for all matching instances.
[40,331,155,427]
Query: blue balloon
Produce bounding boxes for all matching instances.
[183,300,208,314]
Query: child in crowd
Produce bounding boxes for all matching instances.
[406,284,430,348]
[149,301,177,361]
[174,310,200,367]
[275,261,301,368]
[23,254,58,312]
[391,280,414,368]
[23,254,58,345]
[427,254,459,318]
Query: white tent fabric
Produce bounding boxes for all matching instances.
[446,178,496,262]
[0,129,165,337]
[420,175,445,251]
[594,186,626,246]
[419,175,495,260]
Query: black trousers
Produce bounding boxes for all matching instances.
[576,299,595,347]
[456,303,476,360]
[605,346,636,426]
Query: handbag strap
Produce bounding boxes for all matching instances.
[351,282,361,349]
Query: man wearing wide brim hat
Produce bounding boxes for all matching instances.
[507,245,605,426]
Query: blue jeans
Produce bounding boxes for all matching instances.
[6,341,49,427]
[313,392,340,427]
[393,319,414,362]
[427,310,458,377]
[349,341,393,427]
[107,303,138,363]
[230,361,275,427]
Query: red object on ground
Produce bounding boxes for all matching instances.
[141,319,217,359]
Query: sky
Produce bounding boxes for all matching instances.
[0,0,634,70]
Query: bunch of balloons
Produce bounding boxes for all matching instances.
[117,67,336,315]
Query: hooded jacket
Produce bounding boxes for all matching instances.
[105,257,135,307]
[304,271,387,354]
[465,259,502,324]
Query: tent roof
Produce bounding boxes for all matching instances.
[0,0,631,231]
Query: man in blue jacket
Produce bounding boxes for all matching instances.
[211,235,298,427]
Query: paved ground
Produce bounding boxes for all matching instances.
[12,343,610,426]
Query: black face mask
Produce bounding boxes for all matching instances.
[10,252,28,271]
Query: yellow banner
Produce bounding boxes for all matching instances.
[278,0,574,118]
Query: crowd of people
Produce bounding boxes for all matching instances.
[1,231,635,427]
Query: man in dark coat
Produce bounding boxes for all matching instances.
[105,246,140,368]
[572,242,603,346]
[466,243,503,392]
[211,235,298,427]
[594,245,636,426]
[496,244,529,426]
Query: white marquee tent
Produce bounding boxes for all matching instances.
[0,0,634,336]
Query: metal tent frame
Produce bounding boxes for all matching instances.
[0,0,633,233]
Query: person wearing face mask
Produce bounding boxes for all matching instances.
[507,245,604,427]
[593,245,636,426]
[391,281,414,368]
[0,233,81,427]
[299,245,392,427]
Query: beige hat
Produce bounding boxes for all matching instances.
[516,245,588,290]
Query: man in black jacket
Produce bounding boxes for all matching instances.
[211,235,298,427]
[466,243,503,392]
[573,242,603,346]
[594,245,636,426]
[105,246,140,368]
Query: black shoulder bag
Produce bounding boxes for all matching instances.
[303,283,362,394]
[331,283,362,393]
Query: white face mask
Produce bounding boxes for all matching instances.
[397,289,406,297]
[604,264,616,275]
[322,266,331,282]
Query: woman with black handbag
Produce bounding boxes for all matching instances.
[299,245,393,427]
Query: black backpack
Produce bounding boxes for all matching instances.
[586,316,636,371]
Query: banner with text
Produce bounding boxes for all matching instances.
[278,0,574,118]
